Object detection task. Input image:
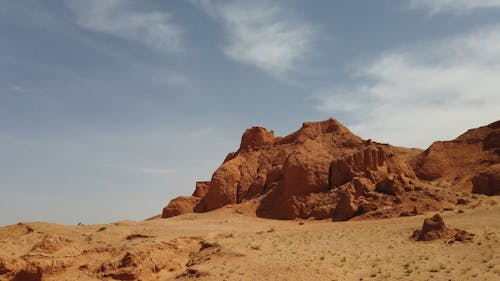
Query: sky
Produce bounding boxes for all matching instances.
[1,0,499,225]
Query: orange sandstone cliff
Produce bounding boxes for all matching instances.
[162,119,500,221]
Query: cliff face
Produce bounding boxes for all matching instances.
[414,121,500,193]
[162,119,500,220]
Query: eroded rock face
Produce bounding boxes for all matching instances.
[166,119,416,220]
[329,148,387,188]
[375,175,411,196]
[332,190,357,221]
[414,120,500,192]
[194,119,366,219]
[161,196,200,218]
[472,165,500,195]
[162,118,499,221]
[240,127,275,150]
[192,181,210,198]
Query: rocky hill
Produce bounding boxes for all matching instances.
[1,118,499,281]
[162,118,500,220]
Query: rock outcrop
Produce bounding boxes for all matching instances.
[192,181,210,198]
[412,214,474,242]
[162,196,200,218]
[471,165,500,195]
[161,182,209,218]
[162,118,500,221]
[0,223,205,281]
[414,120,500,193]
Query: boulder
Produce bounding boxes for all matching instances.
[161,196,200,218]
[375,174,407,196]
[357,200,378,214]
[332,190,357,221]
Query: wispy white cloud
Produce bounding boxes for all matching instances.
[190,0,314,77]
[317,24,500,148]
[66,0,182,52]
[9,85,40,95]
[409,0,500,13]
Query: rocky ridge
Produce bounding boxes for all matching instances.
[162,118,500,220]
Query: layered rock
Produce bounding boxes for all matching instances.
[471,165,500,195]
[194,119,366,219]
[414,120,500,193]
[162,118,499,221]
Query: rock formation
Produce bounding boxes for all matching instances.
[471,165,500,195]
[162,196,200,218]
[162,118,500,221]
[414,120,500,193]
[412,214,474,242]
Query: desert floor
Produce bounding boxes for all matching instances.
[1,196,499,281]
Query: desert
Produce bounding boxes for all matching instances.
[2,2,500,281]
[1,119,499,281]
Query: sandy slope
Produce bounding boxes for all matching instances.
[1,196,499,281]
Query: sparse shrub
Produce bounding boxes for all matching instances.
[97,226,107,232]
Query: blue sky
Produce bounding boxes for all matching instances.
[1,0,499,225]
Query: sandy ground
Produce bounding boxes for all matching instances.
[0,196,499,281]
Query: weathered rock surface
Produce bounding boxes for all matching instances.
[414,120,500,193]
[0,223,206,281]
[412,214,474,242]
[162,119,500,221]
[192,181,210,198]
[472,165,500,195]
[161,196,200,218]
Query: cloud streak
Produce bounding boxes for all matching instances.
[191,0,314,77]
[317,24,500,148]
[66,0,182,52]
[409,0,500,13]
